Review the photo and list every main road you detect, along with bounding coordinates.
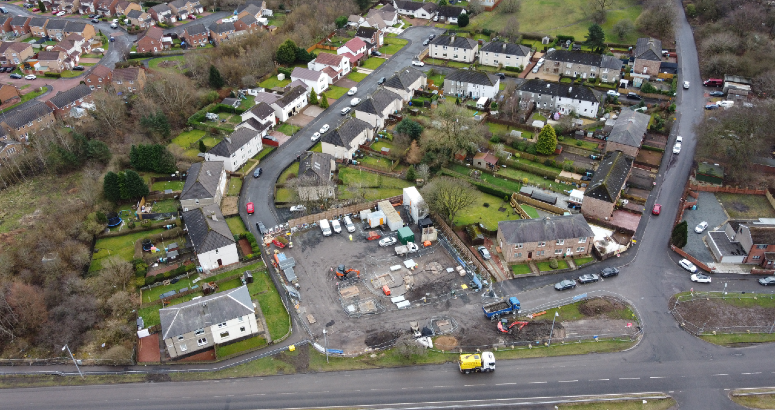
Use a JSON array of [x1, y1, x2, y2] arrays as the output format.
[[2, 3, 772, 409]]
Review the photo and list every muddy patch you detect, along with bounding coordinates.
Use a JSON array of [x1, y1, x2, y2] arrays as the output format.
[[145, 373, 171, 383], [365, 330, 400, 348], [672, 297, 775, 328], [278, 343, 309, 373]]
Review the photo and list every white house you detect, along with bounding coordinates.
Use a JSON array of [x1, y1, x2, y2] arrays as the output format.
[[270, 85, 308, 122], [307, 52, 350, 81], [290, 67, 329, 95], [394, 0, 437, 19], [180, 161, 227, 211], [518, 79, 600, 118], [429, 34, 478, 63], [354, 87, 403, 129], [365, 5, 398, 26], [239, 101, 276, 128], [479, 41, 533, 69], [435, 5, 465, 24], [382, 66, 427, 102], [160, 285, 261, 359], [337, 37, 367, 66], [182, 204, 239, 270], [443, 69, 500, 99], [204, 128, 263, 172], [321, 117, 374, 160]]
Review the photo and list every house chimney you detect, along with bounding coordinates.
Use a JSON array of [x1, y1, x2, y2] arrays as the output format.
[[502, 43, 506, 50], [225, 137, 231, 143], [450, 35, 455, 43], [568, 87, 573, 92], [206, 170, 212, 176]]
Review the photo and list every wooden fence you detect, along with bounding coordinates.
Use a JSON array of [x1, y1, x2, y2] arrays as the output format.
[[430, 214, 491, 280], [510, 193, 566, 215], [688, 184, 766, 195], [287, 195, 403, 228]]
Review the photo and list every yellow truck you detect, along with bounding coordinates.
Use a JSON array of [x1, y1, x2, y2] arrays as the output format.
[[458, 351, 495, 374]]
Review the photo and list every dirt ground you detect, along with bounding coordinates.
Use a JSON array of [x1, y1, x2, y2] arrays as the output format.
[[635, 149, 663, 169], [643, 133, 668, 149], [221, 196, 238, 216], [672, 297, 775, 329]]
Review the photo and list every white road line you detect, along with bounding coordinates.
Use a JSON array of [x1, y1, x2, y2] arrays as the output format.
[[742, 372, 762, 375], [433, 386, 447, 388], [496, 382, 517, 386], [650, 377, 665, 379], [713, 374, 729, 376], [620, 377, 641, 380], [559, 380, 578, 383], [597, 379, 610, 381], [529, 381, 548, 384]]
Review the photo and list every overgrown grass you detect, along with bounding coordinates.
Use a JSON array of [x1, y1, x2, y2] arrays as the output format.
[[141, 262, 265, 304], [511, 264, 532, 275], [228, 177, 242, 196], [326, 85, 350, 99], [215, 336, 268, 358], [276, 123, 300, 136], [259, 76, 291, 89], [557, 398, 677, 410], [338, 167, 410, 188], [361, 57, 385, 70], [226, 216, 248, 236], [247, 270, 290, 340], [731, 392, 775, 409], [347, 71, 368, 82], [498, 166, 567, 193], [448, 164, 522, 194], [278, 162, 300, 184], [453, 190, 520, 231], [151, 180, 184, 191], [90, 228, 167, 272], [536, 260, 570, 271], [148, 55, 187, 73], [715, 193, 775, 219]]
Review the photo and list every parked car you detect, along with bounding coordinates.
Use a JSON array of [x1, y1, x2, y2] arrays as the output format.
[[477, 246, 491, 260], [377, 77, 386, 85], [600, 267, 619, 278], [24, 74, 36, 80], [672, 142, 681, 154], [709, 91, 725, 97], [73, 65, 85, 71], [290, 205, 306, 212], [319, 124, 329, 133], [56, 10, 66, 16], [256, 221, 267, 235], [341, 107, 351, 115], [532, 65, 540, 73], [676, 136, 682, 143], [652, 203, 661, 215], [370, 50, 381, 56], [411, 60, 424, 67], [91, 18, 99, 23], [31, 7, 39, 11], [581, 175, 592, 181], [695, 221, 708, 233], [554, 279, 577, 291], [429, 34, 436, 40], [347, 87, 357, 96], [109, 36, 115, 42], [93, 48, 105, 53], [758, 276, 775, 286], [679, 258, 697, 273], [422, 39, 429, 46], [350, 97, 361, 106], [578, 273, 600, 284], [705, 104, 719, 110], [627, 92, 642, 100], [607, 90, 620, 97], [253, 167, 262, 178], [589, 154, 600, 160], [9, 73, 21, 79], [683, 81, 690, 89], [567, 202, 580, 210], [311, 132, 321, 142], [110, 23, 118, 28], [246, 202, 254, 214], [496, 73, 505, 79], [717, 100, 734, 109], [691, 273, 711, 283], [379, 237, 397, 247]]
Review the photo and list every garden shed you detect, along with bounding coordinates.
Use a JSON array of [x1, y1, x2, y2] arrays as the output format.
[[397, 227, 415, 245]]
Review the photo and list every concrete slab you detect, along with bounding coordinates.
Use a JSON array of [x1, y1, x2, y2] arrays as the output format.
[[301, 105, 324, 118], [610, 210, 641, 232], [681, 192, 729, 264], [286, 113, 315, 128]]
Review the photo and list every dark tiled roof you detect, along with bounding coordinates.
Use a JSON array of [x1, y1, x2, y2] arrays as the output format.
[[248, 102, 274, 121], [237, 117, 271, 133], [355, 98, 378, 115], [3, 101, 52, 129], [126, 9, 143, 19], [63, 21, 88, 32], [210, 22, 235, 34], [235, 0, 264, 13], [169, 0, 187, 8], [253, 91, 280, 105], [160, 285, 254, 340], [356, 26, 377, 39], [750, 226, 775, 245], [207, 128, 259, 157], [113, 67, 141, 81], [273, 85, 306, 108], [48, 84, 91, 109], [545, 50, 602, 66], [498, 214, 594, 244], [185, 23, 207, 35], [90, 64, 112, 78], [430, 34, 477, 50], [291, 67, 323, 82], [182, 204, 234, 254], [36, 50, 62, 61], [519, 79, 598, 103], [601, 55, 622, 70], [383, 66, 425, 92], [445, 69, 499, 87], [10, 16, 29, 26], [436, 5, 464, 18], [45, 19, 67, 30], [481, 41, 531, 57], [322, 117, 372, 148], [239, 14, 257, 25], [395, 0, 436, 12], [371, 87, 401, 113], [584, 150, 633, 203], [608, 110, 649, 148], [635, 37, 661, 61], [299, 151, 333, 182], [28, 17, 48, 27], [241, 3, 262, 16], [180, 161, 224, 201], [150, 4, 171, 12]]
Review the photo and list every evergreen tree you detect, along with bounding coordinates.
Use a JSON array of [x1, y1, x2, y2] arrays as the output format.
[[438, 0, 448, 5], [671, 221, 688, 248], [319, 92, 329, 108], [117, 171, 129, 200], [140, 111, 171, 139], [355, 0, 371, 11], [199, 139, 207, 152], [209, 65, 225, 89], [309, 89, 319, 105], [87, 140, 111, 163], [103, 171, 121, 203], [276, 39, 298, 65], [130, 144, 177, 173], [535, 124, 558, 155], [395, 118, 424, 139], [124, 170, 149, 199], [585, 24, 606, 53], [335, 16, 348, 28], [38, 0, 46, 12], [406, 165, 417, 182], [457, 13, 469, 27]]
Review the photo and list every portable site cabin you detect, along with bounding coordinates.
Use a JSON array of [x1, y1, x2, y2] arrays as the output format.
[[397, 226, 415, 245], [568, 189, 584, 204], [378, 200, 403, 231], [368, 210, 386, 228], [403, 187, 428, 224]]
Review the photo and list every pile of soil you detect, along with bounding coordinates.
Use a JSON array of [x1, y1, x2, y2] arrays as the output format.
[[510, 320, 564, 342], [673, 298, 775, 328], [579, 297, 626, 317], [435, 336, 458, 351], [145, 373, 171, 383], [364, 330, 399, 349]]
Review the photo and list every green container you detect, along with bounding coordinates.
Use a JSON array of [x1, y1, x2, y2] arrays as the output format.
[[397, 226, 414, 245]]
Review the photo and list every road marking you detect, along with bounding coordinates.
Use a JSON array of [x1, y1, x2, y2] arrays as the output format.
[[559, 380, 578, 383], [529, 381, 547, 384], [496, 382, 517, 386], [742, 372, 762, 375], [650, 377, 665, 379], [597, 378, 610, 381], [433, 386, 447, 388], [620, 377, 640, 380], [464, 384, 485, 387], [713, 374, 729, 376]]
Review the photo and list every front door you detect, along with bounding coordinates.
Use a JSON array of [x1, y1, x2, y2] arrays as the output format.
[[566, 247, 572, 256], [527, 251, 532, 259], [217, 259, 223, 266]]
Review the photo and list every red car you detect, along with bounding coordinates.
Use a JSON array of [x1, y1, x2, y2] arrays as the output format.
[[246, 202, 254, 214], [652, 203, 661, 215], [32, 8, 40, 11]]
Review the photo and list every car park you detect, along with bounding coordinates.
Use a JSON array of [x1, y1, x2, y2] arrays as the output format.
[[341, 107, 351, 115], [9, 73, 21, 79], [652, 203, 661, 215], [350, 98, 361, 106], [627, 92, 642, 100], [331, 219, 342, 234], [24, 74, 36, 80], [411, 60, 424, 67], [679, 259, 697, 273], [252, 167, 262, 178], [709, 91, 725, 97], [256, 221, 267, 235], [477, 246, 491, 260], [578, 273, 600, 284], [673, 141, 681, 154], [705, 104, 719, 110], [607, 90, 620, 97], [695, 221, 708, 233], [555, 279, 576, 291], [683, 81, 690, 89], [378, 237, 397, 247], [347, 87, 357, 96], [758, 276, 775, 286], [691, 274, 711, 283], [600, 267, 619, 278], [311, 132, 320, 142]]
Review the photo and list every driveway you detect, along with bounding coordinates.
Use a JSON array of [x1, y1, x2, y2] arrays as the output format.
[[680, 192, 728, 264]]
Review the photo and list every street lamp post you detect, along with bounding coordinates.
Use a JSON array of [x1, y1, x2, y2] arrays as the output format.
[[62, 344, 84, 379], [548, 311, 559, 346], [323, 329, 328, 363]]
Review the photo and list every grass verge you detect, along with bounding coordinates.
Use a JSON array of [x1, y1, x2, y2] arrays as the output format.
[[248, 270, 290, 340], [557, 398, 676, 409], [699, 333, 775, 346], [573, 256, 594, 266], [511, 264, 532, 275], [326, 85, 350, 99], [276, 123, 300, 136], [731, 391, 775, 409], [361, 57, 385, 70], [215, 336, 268, 358], [225, 216, 248, 236], [347, 71, 368, 82]]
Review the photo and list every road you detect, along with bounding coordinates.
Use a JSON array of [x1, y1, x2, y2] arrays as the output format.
[[1, 5, 772, 409]]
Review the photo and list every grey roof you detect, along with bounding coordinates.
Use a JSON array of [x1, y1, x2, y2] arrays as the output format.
[[28, 17, 48, 28], [498, 214, 594, 244], [298, 151, 333, 182], [207, 128, 259, 157], [607, 110, 649, 148], [273, 85, 306, 108], [253, 91, 280, 105], [2, 101, 52, 129], [210, 22, 235, 34], [356, 26, 377, 38], [221, 97, 240, 107], [45, 19, 67, 30], [64, 21, 88, 32], [185, 23, 207, 35], [430, 34, 477, 50], [370, 87, 401, 113], [395, 0, 436, 12], [545, 50, 603, 66], [238, 117, 271, 133], [159, 285, 253, 340], [248, 102, 275, 121], [383, 66, 426, 91], [182, 203, 235, 254], [169, 0, 187, 8], [635, 38, 661, 61], [150, 4, 171, 13], [241, 3, 263, 16], [36, 50, 62, 61], [180, 161, 224, 201], [750, 226, 775, 245], [126, 9, 143, 18], [47, 84, 91, 109], [436, 5, 464, 18], [445, 69, 499, 87], [584, 150, 633, 203], [322, 117, 372, 148], [291, 67, 323, 82], [481, 41, 530, 57], [235, 0, 264, 13], [600, 55, 622, 70], [519, 79, 598, 103], [355, 98, 378, 115], [239, 14, 257, 25], [10, 16, 29, 26]]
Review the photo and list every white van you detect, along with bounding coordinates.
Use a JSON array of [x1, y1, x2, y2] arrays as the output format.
[[320, 219, 332, 236], [331, 219, 342, 234], [343, 216, 355, 233]]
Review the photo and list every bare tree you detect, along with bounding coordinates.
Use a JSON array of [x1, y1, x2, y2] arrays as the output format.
[[421, 176, 478, 223], [587, 0, 614, 23], [499, 0, 521, 14], [468, 0, 484, 14], [636, 0, 677, 39], [90, 91, 127, 135], [612, 19, 634, 40], [421, 103, 486, 167], [753, 69, 775, 97], [106, 291, 137, 318], [500, 16, 520, 41], [416, 164, 431, 183], [99, 256, 135, 293]]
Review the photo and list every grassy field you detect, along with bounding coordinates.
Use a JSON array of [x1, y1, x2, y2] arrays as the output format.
[[453, 190, 520, 230], [357, 155, 395, 172], [521, 204, 540, 219], [149, 199, 178, 213], [276, 123, 300, 136], [448, 164, 522, 195], [278, 162, 300, 184], [276, 188, 293, 202], [256, 146, 275, 160], [731, 392, 775, 409], [90, 228, 167, 272], [715, 193, 775, 219], [426, 72, 445, 87], [248, 269, 290, 340], [326, 85, 350, 99], [226, 216, 248, 236], [362, 57, 385, 70], [148, 56, 187, 73], [347, 72, 368, 82], [311, 142, 322, 152], [498, 166, 567, 193], [337, 168, 412, 201], [60, 70, 83, 78], [574, 256, 594, 266], [151, 180, 184, 191], [259, 76, 291, 89], [312, 48, 337, 55], [228, 177, 242, 196], [215, 336, 267, 358], [370, 140, 394, 152], [536, 260, 570, 271], [511, 264, 532, 275], [486, 121, 535, 138], [379, 38, 408, 55]]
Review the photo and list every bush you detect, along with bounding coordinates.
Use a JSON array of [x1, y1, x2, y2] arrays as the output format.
[[556, 35, 575, 43], [277, 67, 292, 76], [671, 221, 688, 248], [549, 259, 559, 269], [490, 135, 501, 143], [44, 73, 61, 78], [144, 263, 196, 286]]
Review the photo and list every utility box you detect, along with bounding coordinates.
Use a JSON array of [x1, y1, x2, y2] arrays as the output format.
[[403, 187, 428, 224], [397, 226, 415, 244]]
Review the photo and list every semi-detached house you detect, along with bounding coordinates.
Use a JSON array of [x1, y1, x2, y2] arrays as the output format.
[[45, 83, 93, 119], [84, 64, 112, 90], [0, 42, 33, 65], [604, 109, 650, 158], [354, 87, 402, 130], [0, 100, 55, 140], [543, 50, 622, 83], [429, 34, 478, 63], [393, 0, 437, 19], [443, 69, 500, 100], [497, 214, 595, 263], [382, 66, 426, 102], [633, 37, 662, 77], [238, 101, 276, 130], [270, 85, 307, 122], [209, 22, 236, 44], [180, 161, 227, 211], [518, 79, 600, 118], [581, 150, 633, 220], [479, 41, 532, 69], [136, 27, 166, 53], [321, 117, 374, 160], [28, 17, 49, 38], [204, 128, 263, 172], [182, 204, 239, 270], [708, 219, 775, 266]]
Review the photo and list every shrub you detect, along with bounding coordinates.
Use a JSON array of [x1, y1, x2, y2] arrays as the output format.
[[490, 135, 501, 143], [549, 259, 559, 269]]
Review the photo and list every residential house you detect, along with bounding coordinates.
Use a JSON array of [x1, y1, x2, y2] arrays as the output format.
[[234, 15, 259, 34], [182, 23, 209, 47], [169, 0, 203, 19], [354, 87, 402, 130], [182, 204, 239, 270], [160, 285, 261, 359], [290, 67, 328, 95], [115, 0, 142, 16], [180, 161, 227, 211], [204, 128, 263, 172], [443, 69, 500, 99], [473, 152, 498, 170], [63, 21, 95, 40], [61, 0, 81, 14], [393, 0, 437, 19], [45, 84, 93, 119], [126, 10, 152, 29], [429, 34, 478, 63], [296, 151, 336, 200], [251, 91, 280, 106], [435, 5, 465, 24], [209, 22, 236, 44], [112, 66, 146, 93], [221, 97, 240, 108], [382, 66, 427, 101], [28, 17, 49, 38], [0, 101, 55, 140], [79, 0, 95, 14], [237, 3, 263, 20], [708, 219, 775, 266], [0, 84, 20, 105], [348, 14, 364, 28], [0, 16, 12, 35], [633, 37, 662, 76], [543, 50, 622, 83], [235, 0, 267, 16], [518, 79, 600, 118], [33, 50, 66, 73], [44, 19, 67, 40], [479, 41, 532, 69], [356, 26, 382, 48], [149, 4, 176, 23], [307, 52, 350, 81], [0, 42, 33, 66], [136, 27, 166, 53], [365, 4, 398, 26], [321, 117, 374, 160], [239, 101, 276, 128], [52, 37, 85, 68], [270, 85, 307, 122], [337, 37, 367, 66], [581, 150, 633, 220], [94, 0, 119, 17], [10, 16, 30, 36], [84, 64, 112, 89], [497, 214, 595, 263], [604, 110, 649, 158]]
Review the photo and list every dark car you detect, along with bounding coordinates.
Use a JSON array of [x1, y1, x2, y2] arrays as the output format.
[[370, 50, 381, 56], [589, 154, 600, 160], [377, 77, 386, 85], [496, 73, 505, 79], [72, 65, 85, 71], [759, 276, 775, 286], [627, 92, 642, 100], [705, 104, 719, 110], [109, 36, 115, 42], [256, 221, 267, 235], [709, 91, 725, 97], [600, 267, 619, 278], [578, 273, 600, 284], [253, 167, 262, 178], [567, 202, 580, 210], [554, 279, 576, 291], [429, 34, 436, 40], [9, 73, 21, 79], [141, 239, 153, 252], [581, 175, 592, 181]]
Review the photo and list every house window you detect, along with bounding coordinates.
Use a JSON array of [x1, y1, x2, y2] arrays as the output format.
[[220, 331, 229, 338], [179, 343, 187, 351], [178, 335, 184, 340], [556, 239, 564, 245], [538, 242, 546, 247], [579, 238, 587, 243], [757, 245, 767, 249], [238, 316, 244, 322], [577, 247, 585, 252], [516, 243, 523, 249], [515, 252, 522, 258], [537, 250, 544, 256], [554, 249, 562, 255], [240, 326, 246, 332], [752, 255, 761, 260], [195, 328, 204, 336], [197, 337, 207, 346]]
